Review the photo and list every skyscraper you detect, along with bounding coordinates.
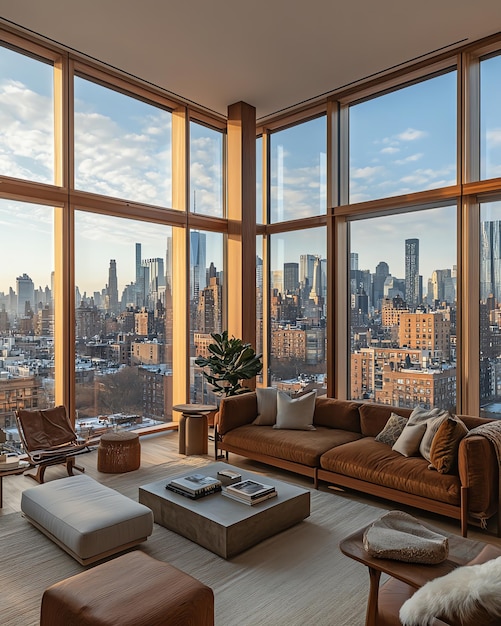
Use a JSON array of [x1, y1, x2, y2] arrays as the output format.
[[405, 238, 421, 310], [135, 242, 145, 306], [373, 261, 390, 311], [142, 257, 165, 307], [190, 231, 207, 300], [107, 259, 119, 313], [16, 273, 34, 317], [283, 262, 299, 293], [480, 220, 501, 303]]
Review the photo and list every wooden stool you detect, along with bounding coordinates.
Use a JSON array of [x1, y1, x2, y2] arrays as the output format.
[[40, 550, 214, 626], [97, 431, 140, 473]]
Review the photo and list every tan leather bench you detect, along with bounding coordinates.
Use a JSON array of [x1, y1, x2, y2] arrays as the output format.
[[40, 550, 215, 626]]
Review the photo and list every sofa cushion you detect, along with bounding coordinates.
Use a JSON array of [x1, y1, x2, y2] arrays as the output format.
[[320, 438, 460, 505], [359, 403, 413, 437], [429, 415, 468, 474], [273, 390, 317, 431], [253, 387, 278, 425], [375, 412, 408, 446], [313, 397, 361, 433], [222, 424, 363, 467]]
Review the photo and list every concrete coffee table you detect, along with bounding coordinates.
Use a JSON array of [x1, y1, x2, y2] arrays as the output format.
[[139, 462, 310, 558]]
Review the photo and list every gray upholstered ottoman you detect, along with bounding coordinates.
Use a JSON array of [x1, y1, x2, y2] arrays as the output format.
[[21, 474, 153, 565]]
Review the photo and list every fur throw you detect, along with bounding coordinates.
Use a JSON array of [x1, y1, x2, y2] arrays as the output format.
[[400, 556, 501, 626]]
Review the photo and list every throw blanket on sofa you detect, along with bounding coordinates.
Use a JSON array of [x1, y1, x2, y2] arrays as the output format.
[[465, 421, 501, 528]]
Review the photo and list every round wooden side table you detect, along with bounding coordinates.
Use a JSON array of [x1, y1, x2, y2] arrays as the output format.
[[97, 431, 141, 473], [172, 404, 217, 456]]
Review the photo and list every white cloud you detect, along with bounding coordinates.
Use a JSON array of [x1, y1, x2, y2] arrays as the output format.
[[486, 128, 501, 145], [380, 146, 399, 154], [0, 79, 53, 183], [351, 165, 384, 179], [397, 128, 426, 141], [394, 153, 424, 165]]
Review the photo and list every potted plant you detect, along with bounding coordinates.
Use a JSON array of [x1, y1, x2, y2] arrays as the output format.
[[195, 331, 263, 398]]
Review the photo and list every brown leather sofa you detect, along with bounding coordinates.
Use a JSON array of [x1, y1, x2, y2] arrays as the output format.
[[215, 393, 500, 537]]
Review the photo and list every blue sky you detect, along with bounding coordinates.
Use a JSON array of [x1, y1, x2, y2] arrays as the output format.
[[1, 45, 501, 297]]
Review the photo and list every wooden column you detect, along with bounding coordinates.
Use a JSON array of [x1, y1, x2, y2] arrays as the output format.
[[171, 107, 189, 410], [227, 102, 256, 350]]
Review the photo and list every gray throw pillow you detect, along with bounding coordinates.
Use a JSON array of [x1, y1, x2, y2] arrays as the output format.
[[273, 390, 317, 430], [253, 387, 278, 425], [375, 413, 408, 446]]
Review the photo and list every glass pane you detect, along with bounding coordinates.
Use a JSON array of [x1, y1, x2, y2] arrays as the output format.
[[190, 121, 223, 217], [349, 72, 457, 202], [256, 235, 264, 384], [0, 200, 55, 448], [74, 212, 174, 434], [270, 117, 327, 223], [257, 136, 263, 223], [349, 206, 457, 410], [74, 76, 172, 207], [480, 54, 501, 180], [190, 231, 224, 403], [269, 228, 327, 391], [0, 45, 54, 183], [480, 202, 501, 417]]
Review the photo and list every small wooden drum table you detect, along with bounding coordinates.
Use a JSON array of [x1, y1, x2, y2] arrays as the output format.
[[97, 431, 141, 473], [172, 404, 217, 456]]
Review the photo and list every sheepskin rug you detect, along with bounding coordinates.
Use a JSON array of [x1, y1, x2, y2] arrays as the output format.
[[399, 556, 501, 626]]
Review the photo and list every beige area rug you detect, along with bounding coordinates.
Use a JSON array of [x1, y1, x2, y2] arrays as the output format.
[[1, 458, 391, 626]]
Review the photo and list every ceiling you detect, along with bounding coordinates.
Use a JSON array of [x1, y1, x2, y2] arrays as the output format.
[[1, 1, 501, 121]]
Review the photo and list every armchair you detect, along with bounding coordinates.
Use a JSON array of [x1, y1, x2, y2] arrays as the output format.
[[16, 406, 91, 483]]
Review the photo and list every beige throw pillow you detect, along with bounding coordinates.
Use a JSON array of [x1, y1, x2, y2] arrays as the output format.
[[419, 413, 450, 461], [392, 420, 427, 457], [253, 387, 278, 425], [273, 390, 317, 430]]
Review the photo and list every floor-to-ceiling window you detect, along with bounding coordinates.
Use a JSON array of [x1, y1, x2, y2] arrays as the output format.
[[265, 116, 327, 393], [344, 67, 458, 410], [0, 43, 56, 446], [0, 28, 228, 445]]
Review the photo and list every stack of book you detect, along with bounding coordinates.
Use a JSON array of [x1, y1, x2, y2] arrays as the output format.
[[166, 473, 222, 499], [222, 479, 277, 505]]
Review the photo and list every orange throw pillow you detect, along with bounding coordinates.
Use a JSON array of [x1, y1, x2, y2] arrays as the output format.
[[429, 415, 468, 474]]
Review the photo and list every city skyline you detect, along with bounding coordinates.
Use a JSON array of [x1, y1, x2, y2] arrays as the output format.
[[3, 48, 501, 295]]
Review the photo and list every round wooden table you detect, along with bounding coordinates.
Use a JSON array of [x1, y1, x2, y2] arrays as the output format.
[[97, 430, 141, 473], [172, 404, 217, 456]]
